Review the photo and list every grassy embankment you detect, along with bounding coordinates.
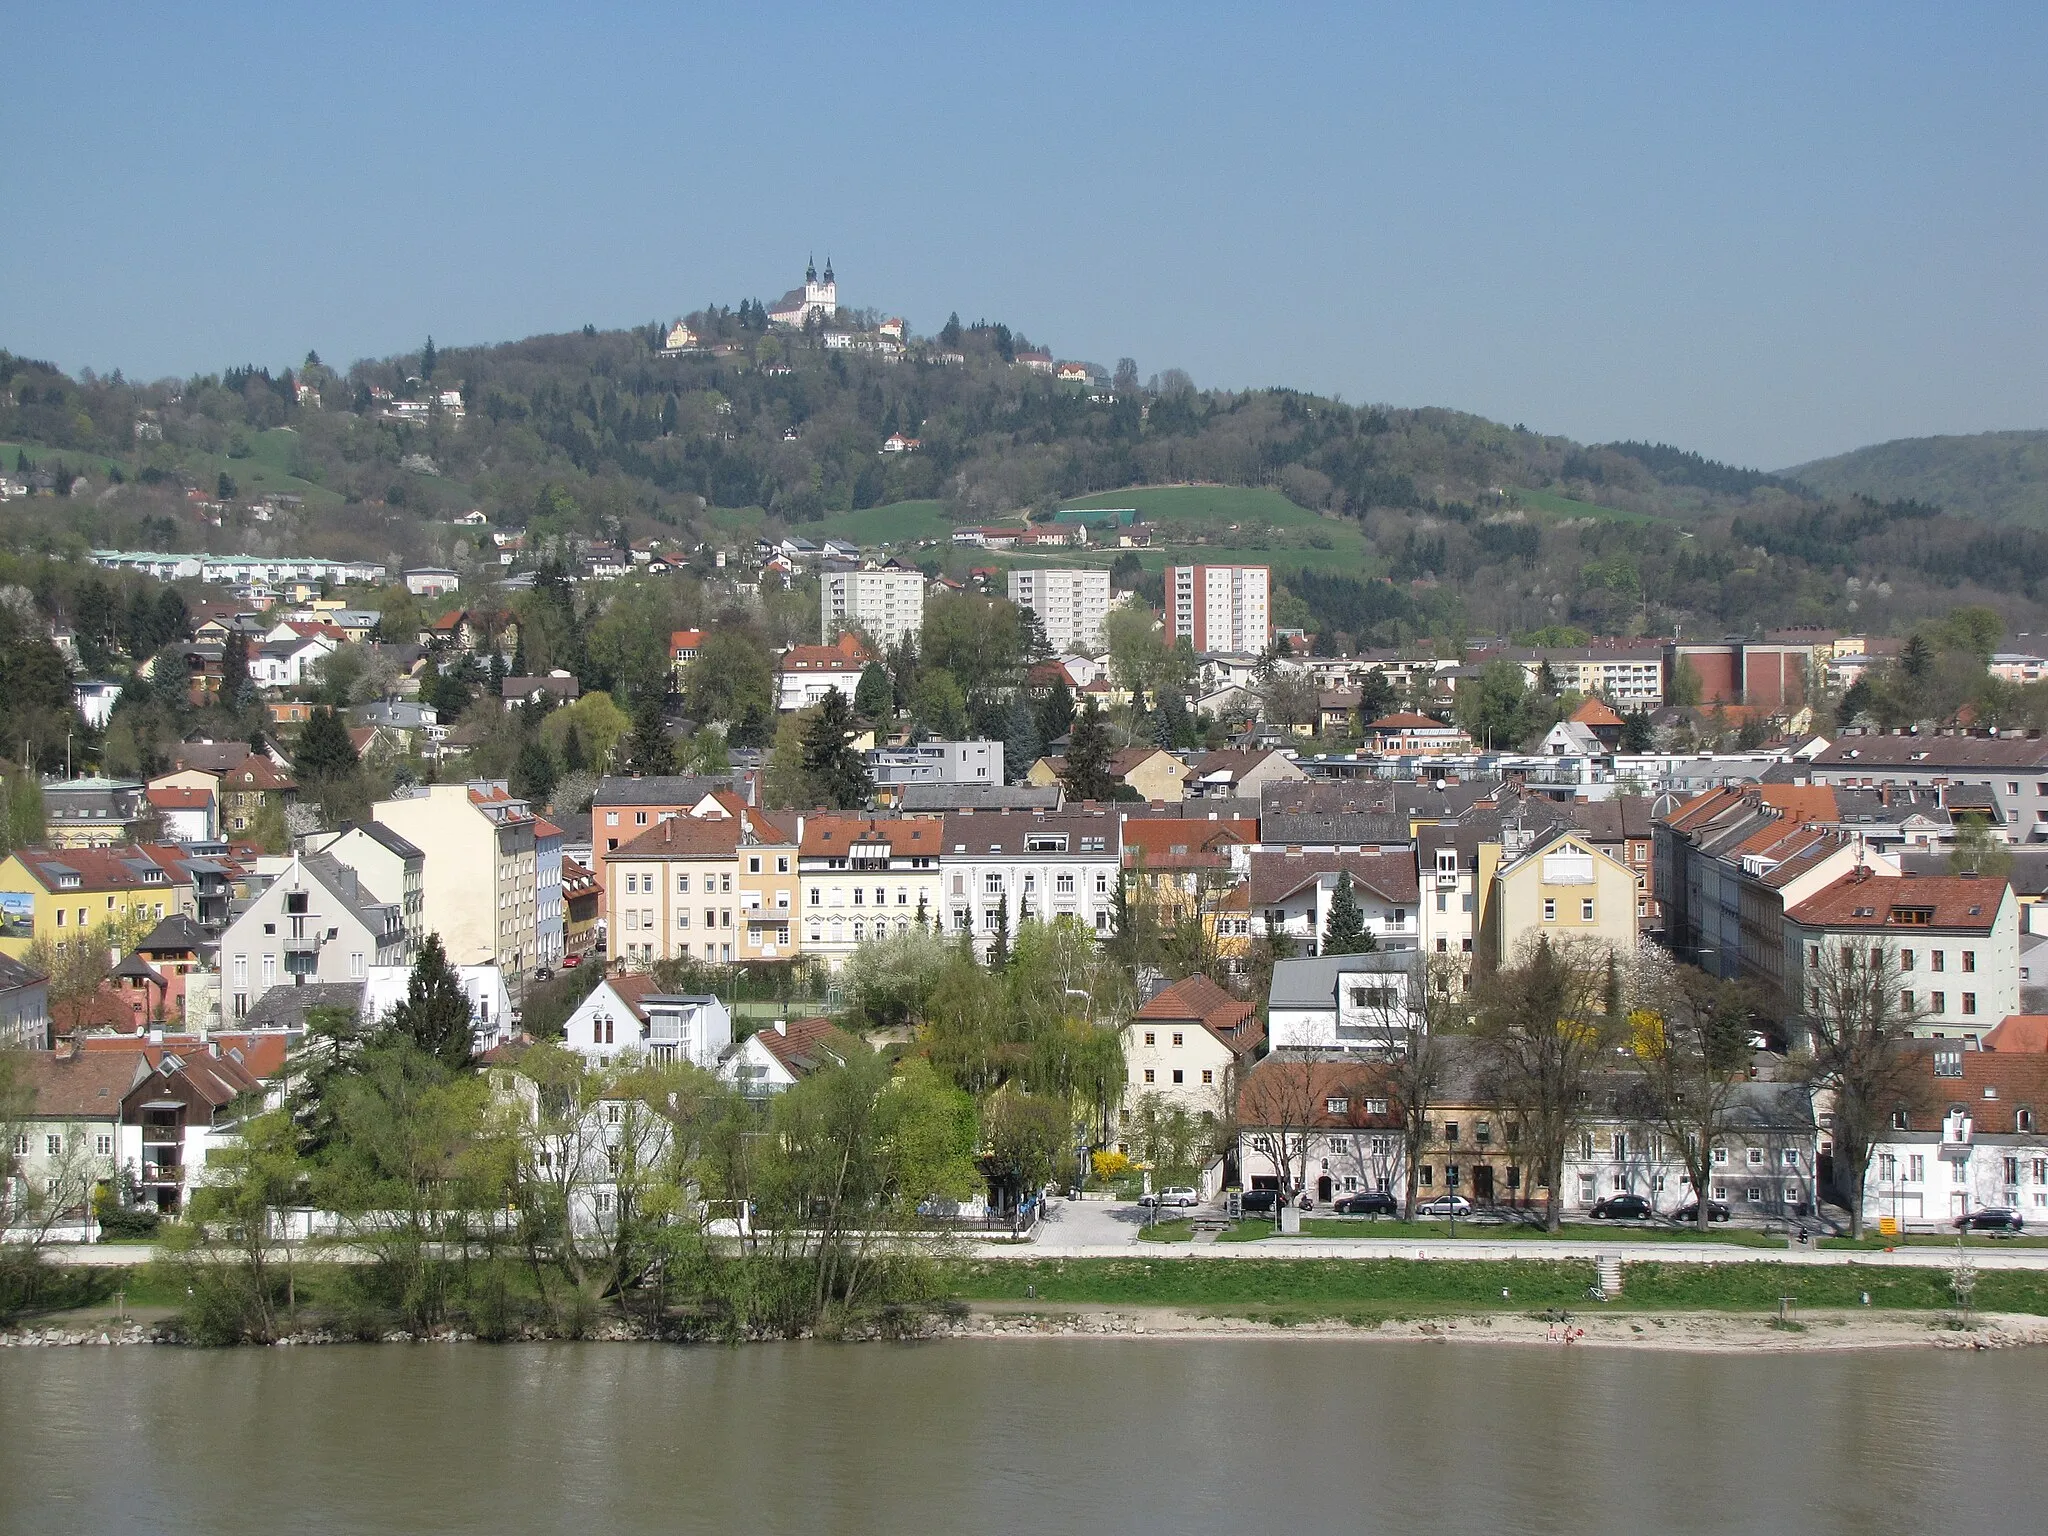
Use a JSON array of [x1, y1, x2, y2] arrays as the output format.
[[944, 1256, 2048, 1323]]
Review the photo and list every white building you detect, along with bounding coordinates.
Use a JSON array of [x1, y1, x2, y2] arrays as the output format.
[[868, 739, 1001, 788], [1783, 873, 2020, 1044], [303, 822, 426, 958], [1266, 951, 1420, 1052], [371, 782, 540, 985], [561, 975, 733, 1071], [718, 1015, 862, 1096], [1007, 567, 1113, 654], [799, 814, 947, 968], [821, 567, 924, 648], [937, 809, 1121, 957], [1863, 1046, 2048, 1230], [362, 962, 516, 1056], [1248, 852, 1422, 955], [768, 257, 838, 328], [1170, 564, 1271, 655], [219, 853, 407, 1022]]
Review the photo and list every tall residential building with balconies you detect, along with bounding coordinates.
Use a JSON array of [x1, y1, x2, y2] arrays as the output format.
[[821, 567, 924, 648], [1169, 564, 1271, 655], [1007, 567, 1112, 653]]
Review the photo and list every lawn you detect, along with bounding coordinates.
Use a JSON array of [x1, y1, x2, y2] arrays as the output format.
[[942, 1256, 2048, 1318], [0, 439, 126, 478], [1056, 485, 1373, 575], [1505, 485, 1659, 524]]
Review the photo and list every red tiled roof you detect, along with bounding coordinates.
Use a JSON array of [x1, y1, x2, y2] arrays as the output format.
[[1134, 974, 1264, 1054], [1367, 712, 1457, 730], [1903, 1048, 2048, 1134], [1569, 696, 1626, 728], [1788, 872, 2009, 930], [1984, 1015, 2048, 1053], [1247, 850, 1420, 906], [146, 787, 212, 809], [780, 634, 873, 673], [1120, 818, 1253, 869], [610, 816, 742, 860], [1236, 1056, 1403, 1129], [13, 1049, 149, 1117], [799, 814, 941, 857], [754, 1016, 863, 1076]]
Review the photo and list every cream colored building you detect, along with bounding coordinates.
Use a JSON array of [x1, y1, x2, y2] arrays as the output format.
[[1477, 826, 1640, 968], [604, 815, 743, 969], [372, 781, 539, 984], [799, 814, 946, 968], [735, 811, 802, 964]]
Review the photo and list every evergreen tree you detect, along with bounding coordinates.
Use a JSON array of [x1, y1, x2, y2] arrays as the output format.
[[1357, 668, 1395, 729], [510, 630, 528, 678], [513, 740, 559, 807], [421, 335, 438, 380], [628, 694, 672, 774], [800, 689, 872, 809], [1620, 709, 1656, 753], [1002, 694, 1042, 783], [1034, 675, 1076, 745], [1321, 871, 1375, 956], [221, 632, 250, 704], [387, 933, 473, 1068], [1060, 699, 1115, 802], [940, 312, 963, 349], [854, 662, 894, 720], [562, 721, 587, 773], [914, 891, 928, 929], [295, 707, 359, 781]]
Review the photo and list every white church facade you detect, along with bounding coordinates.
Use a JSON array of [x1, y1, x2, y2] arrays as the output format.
[[768, 257, 838, 328]]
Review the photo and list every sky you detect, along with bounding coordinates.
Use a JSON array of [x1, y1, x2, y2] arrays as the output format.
[[3, 2, 2043, 469]]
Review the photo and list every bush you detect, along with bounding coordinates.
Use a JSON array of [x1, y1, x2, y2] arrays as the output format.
[[1090, 1150, 1132, 1183], [93, 1193, 161, 1240]]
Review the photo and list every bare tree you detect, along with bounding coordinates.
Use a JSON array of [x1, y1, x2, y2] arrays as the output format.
[[1470, 936, 1619, 1231], [1800, 937, 1930, 1238], [1627, 949, 1752, 1231], [1236, 1055, 1325, 1207], [1365, 953, 1470, 1220]]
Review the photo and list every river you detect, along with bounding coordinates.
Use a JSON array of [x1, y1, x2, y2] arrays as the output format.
[[2, 1340, 2041, 1534]]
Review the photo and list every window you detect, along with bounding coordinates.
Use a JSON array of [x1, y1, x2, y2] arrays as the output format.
[[1963, 950, 1976, 973], [1144, 1031, 1155, 1045], [1443, 1121, 1460, 1144], [2020, 1109, 2036, 1134], [1931, 951, 1945, 973], [635, 811, 648, 826], [1364, 1098, 1388, 1115], [46, 1134, 62, 1156], [1543, 899, 1556, 921], [1171, 1032, 1184, 1047], [1932, 992, 1947, 1014], [1747, 1147, 1765, 1166], [1963, 993, 1977, 1016], [95, 1134, 112, 1157], [1781, 1149, 1799, 1167], [1907, 1155, 1925, 1181], [1201, 1069, 1214, 1085], [1418, 1166, 1433, 1187], [1326, 1097, 1349, 1115], [1712, 1146, 1729, 1165], [748, 856, 761, 874], [678, 874, 691, 893], [1878, 1153, 1896, 1181], [1143, 1069, 1155, 1084], [1171, 1069, 1184, 1085], [1901, 990, 1915, 1012], [605, 812, 618, 826], [2004, 1157, 2021, 1185], [1581, 899, 1594, 921]]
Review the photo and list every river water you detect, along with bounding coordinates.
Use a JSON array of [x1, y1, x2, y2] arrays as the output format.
[[2, 1340, 2042, 1534]]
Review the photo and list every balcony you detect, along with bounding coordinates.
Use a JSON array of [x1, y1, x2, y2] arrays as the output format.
[[282, 933, 322, 955], [140, 1160, 184, 1186]]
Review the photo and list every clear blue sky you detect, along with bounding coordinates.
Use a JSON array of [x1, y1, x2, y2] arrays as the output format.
[[4, 3, 2043, 469]]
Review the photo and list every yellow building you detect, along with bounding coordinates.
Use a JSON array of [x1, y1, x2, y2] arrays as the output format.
[[0, 846, 189, 961], [1476, 826, 1639, 969], [736, 810, 802, 963]]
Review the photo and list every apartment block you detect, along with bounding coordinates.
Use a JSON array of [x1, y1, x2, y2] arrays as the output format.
[[821, 567, 924, 648], [1169, 564, 1271, 655], [1007, 567, 1112, 653]]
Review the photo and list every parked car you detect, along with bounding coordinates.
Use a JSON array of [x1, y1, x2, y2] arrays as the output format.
[[1139, 1187, 1199, 1209], [1333, 1190, 1399, 1217], [1589, 1193, 1654, 1221], [1415, 1194, 1472, 1218], [1955, 1207, 2026, 1233], [532, 965, 554, 982], [1238, 1188, 1281, 1215], [1672, 1200, 1733, 1224], [562, 952, 582, 969]]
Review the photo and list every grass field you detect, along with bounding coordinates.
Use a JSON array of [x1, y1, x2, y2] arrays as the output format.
[[2, 430, 344, 509], [1506, 485, 1659, 524], [941, 1256, 2048, 1318], [0, 439, 125, 478]]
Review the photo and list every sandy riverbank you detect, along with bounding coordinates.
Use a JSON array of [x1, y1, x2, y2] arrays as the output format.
[[939, 1302, 2048, 1353]]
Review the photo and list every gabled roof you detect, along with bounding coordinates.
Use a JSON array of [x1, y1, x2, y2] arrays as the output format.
[[1120, 818, 1253, 869], [1983, 1015, 2048, 1053], [1247, 850, 1420, 906], [1367, 712, 1458, 730], [592, 774, 725, 808], [1133, 974, 1263, 1055], [13, 1049, 149, 1118], [5, 845, 182, 894], [1236, 1054, 1404, 1130], [751, 1015, 862, 1077], [1900, 1047, 2048, 1134], [801, 814, 943, 857], [1569, 696, 1626, 728], [610, 815, 743, 860]]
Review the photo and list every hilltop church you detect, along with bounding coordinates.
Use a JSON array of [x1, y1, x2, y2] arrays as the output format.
[[768, 257, 838, 328]]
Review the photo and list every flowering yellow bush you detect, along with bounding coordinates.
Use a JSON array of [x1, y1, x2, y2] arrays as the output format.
[[1091, 1150, 1132, 1183]]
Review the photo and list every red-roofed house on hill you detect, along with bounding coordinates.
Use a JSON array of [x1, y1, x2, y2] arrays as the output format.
[[1785, 872, 2020, 1044]]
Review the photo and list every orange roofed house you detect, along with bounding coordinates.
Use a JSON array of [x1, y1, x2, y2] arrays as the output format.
[[1118, 975, 1265, 1147]]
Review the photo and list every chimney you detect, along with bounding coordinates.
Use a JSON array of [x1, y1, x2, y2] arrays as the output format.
[[148, 1025, 164, 1045], [773, 1018, 788, 1036]]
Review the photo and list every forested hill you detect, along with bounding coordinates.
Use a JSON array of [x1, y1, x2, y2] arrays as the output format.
[[1784, 430, 2048, 527], [6, 312, 2048, 643]]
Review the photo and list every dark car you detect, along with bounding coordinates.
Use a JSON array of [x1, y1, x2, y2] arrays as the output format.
[[1672, 1200, 1733, 1224], [1955, 1207, 2026, 1233], [1334, 1190, 1399, 1217], [1238, 1189, 1282, 1215], [1589, 1193, 1655, 1221], [532, 966, 554, 983]]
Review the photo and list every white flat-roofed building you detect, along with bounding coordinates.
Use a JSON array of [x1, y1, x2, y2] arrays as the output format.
[[1007, 567, 1112, 653], [822, 567, 924, 648], [1170, 564, 1271, 655]]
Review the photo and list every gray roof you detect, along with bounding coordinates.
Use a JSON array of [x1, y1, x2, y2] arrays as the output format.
[[242, 982, 365, 1031], [1903, 845, 2048, 897], [1268, 951, 1417, 1009], [0, 952, 49, 991], [1260, 811, 1414, 848], [593, 774, 724, 807], [346, 820, 425, 860], [138, 914, 212, 954], [302, 853, 398, 931], [899, 783, 1063, 812]]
